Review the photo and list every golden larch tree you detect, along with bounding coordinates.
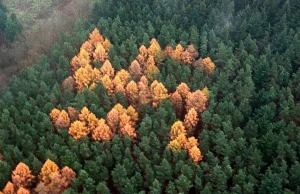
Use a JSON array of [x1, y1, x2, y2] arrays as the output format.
[[87, 112, 99, 131], [60, 166, 76, 189], [92, 119, 113, 141], [68, 121, 89, 140], [126, 80, 139, 106], [79, 107, 90, 122], [49, 108, 61, 124], [145, 55, 155, 68], [184, 137, 199, 150], [39, 159, 59, 184], [186, 90, 208, 113], [129, 60, 142, 81], [55, 110, 71, 129], [80, 41, 94, 56], [172, 44, 184, 61], [198, 57, 215, 75], [126, 106, 139, 124], [106, 108, 120, 133], [16, 187, 30, 194], [136, 54, 146, 67], [89, 28, 104, 47], [74, 67, 92, 91], [181, 50, 193, 65], [101, 75, 114, 95], [78, 49, 90, 61], [169, 121, 187, 140], [12, 162, 34, 188], [176, 83, 190, 100], [139, 45, 148, 58], [119, 113, 137, 139], [188, 146, 203, 164], [183, 108, 199, 132], [101, 60, 115, 78], [150, 80, 169, 107], [138, 77, 152, 105], [167, 139, 182, 152], [2, 181, 14, 194], [116, 69, 131, 86], [175, 134, 188, 149], [91, 68, 102, 83], [102, 39, 111, 51], [144, 64, 160, 81], [93, 44, 108, 63]]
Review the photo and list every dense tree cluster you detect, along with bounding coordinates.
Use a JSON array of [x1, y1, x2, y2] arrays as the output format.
[[0, 0, 300, 193], [0, 160, 75, 194]]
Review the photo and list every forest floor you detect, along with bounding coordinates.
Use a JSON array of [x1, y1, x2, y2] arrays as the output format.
[[0, 0, 92, 89]]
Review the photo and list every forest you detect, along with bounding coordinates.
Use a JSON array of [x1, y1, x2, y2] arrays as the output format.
[[0, 0, 300, 193]]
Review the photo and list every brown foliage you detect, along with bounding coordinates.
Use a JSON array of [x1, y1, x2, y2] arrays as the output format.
[[138, 77, 152, 105], [176, 83, 190, 100], [196, 57, 215, 75], [170, 91, 183, 117], [101, 60, 115, 78], [55, 110, 70, 129], [126, 81, 139, 106], [129, 60, 142, 81], [186, 90, 208, 113], [67, 107, 79, 122], [106, 108, 120, 133], [61, 76, 76, 92]]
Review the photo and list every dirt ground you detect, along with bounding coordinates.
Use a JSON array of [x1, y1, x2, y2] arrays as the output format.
[[0, 0, 92, 89]]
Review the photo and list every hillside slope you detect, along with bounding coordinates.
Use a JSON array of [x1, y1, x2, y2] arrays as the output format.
[[0, 0, 92, 89]]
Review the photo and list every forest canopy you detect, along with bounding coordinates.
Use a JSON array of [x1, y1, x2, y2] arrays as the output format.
[[0, 0, 300, 193]]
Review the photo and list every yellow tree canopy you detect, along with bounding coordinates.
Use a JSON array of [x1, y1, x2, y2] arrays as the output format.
[[150, 80, 169, 107], [169, 121, 187, 140], [39, 159, 59, 184]]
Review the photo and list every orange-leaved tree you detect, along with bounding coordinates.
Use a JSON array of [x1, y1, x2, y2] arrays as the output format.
[[12, 162, 34, 188], [68, 121, 89, 140], [126, 80, 139, 106], [188, 146, 203, 164], [183, 108, 199, 132], [92, 119, 113, 141], [39, 159, 59, 184], [186, 90, 208, 113]]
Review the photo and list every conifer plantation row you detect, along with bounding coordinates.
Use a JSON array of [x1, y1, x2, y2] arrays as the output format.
[[1, 0, 300, 193]]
